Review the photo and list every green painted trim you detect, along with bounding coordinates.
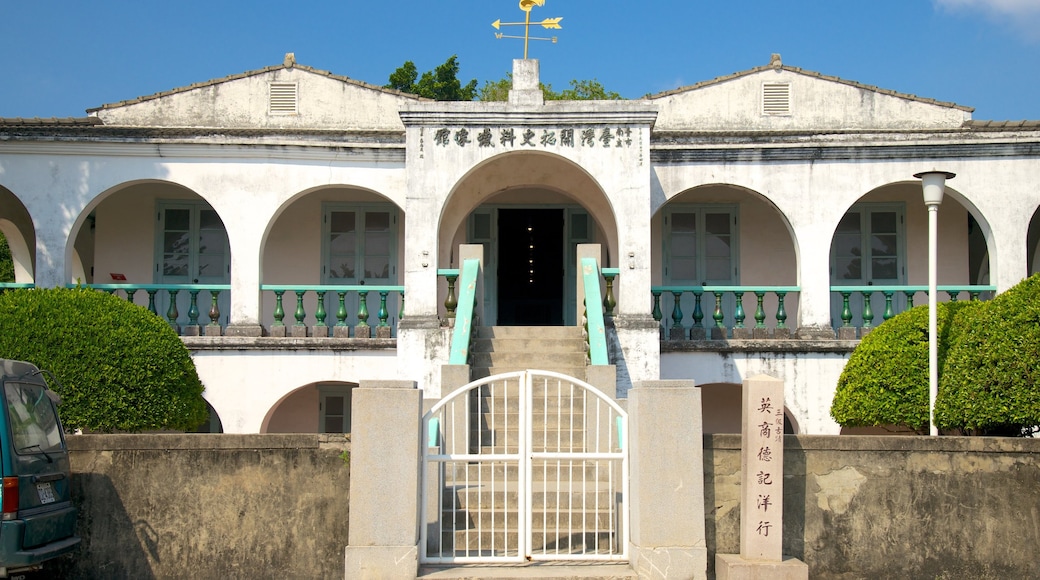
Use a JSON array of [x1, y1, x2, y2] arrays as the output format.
[[260, 285, 404, 293], [616, 416, 624, 451], [601, 268, 620, 276], [436, 269, 460, 277], [427, 417, 440, 448], [581, 258, 609, 366], [829, 285, 996, 294], [653, 285, 800, 293], [0, 283, 35, 289], [73, 283, 232, 291], [449, 259, 480, 365]]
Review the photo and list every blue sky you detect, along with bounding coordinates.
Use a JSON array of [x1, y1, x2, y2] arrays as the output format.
[[2, 0, 1038, 120]]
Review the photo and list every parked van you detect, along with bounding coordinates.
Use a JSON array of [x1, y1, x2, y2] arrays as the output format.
[[0, 360, 79, 576]]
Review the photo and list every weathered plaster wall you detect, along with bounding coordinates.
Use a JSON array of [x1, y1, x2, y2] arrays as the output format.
[[705, 435, 1040, 580], [45, 434, 350, 580]]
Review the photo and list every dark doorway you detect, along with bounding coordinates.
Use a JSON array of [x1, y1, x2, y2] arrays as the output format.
[[497, 209, 564, 325]]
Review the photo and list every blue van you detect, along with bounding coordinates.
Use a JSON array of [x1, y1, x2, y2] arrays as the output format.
[[0, 360, 79, 576]]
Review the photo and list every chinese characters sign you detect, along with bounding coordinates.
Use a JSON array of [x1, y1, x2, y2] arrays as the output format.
[[740, 377, 786, 561], [418, 126, 636, 159]]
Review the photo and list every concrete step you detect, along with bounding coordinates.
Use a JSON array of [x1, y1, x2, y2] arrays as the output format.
[[443, 462, 614, 481], [472, 337, 588, 353], [440, 507, 618, 530], [418, 563, 637, 580], [475, 326, 585, 340], [472, 352, 587, 368], [472, 367, 588, 381], [444, 530, 617, 553]]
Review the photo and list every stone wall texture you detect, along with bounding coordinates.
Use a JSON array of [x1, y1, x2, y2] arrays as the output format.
[[34, 433, 1040, 579], [42, 434, 350, 580], [706, 434, 1040, 580]]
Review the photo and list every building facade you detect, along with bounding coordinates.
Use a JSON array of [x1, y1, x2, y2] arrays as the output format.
[[1, 53, 1038, 434]]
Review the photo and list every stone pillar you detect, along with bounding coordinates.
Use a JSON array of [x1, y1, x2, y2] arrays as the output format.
[[716, 374, 808, 580], [457, 244, 484, 326], [628, 380, 707, 580], [509, 59, 544, 106], [344, 380, 421, 580]]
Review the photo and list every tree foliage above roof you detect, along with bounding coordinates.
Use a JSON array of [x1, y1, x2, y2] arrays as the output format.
[[385, 55, 478, 101], [478, 74, 622, 101]]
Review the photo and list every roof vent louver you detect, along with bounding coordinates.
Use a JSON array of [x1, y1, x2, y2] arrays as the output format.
[[269, 83, 298, 115], [762, 82, 791, 116]]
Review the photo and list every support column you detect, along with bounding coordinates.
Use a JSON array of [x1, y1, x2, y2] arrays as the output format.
[[794, 226, 836, 339], [344, 380, 422, 580], [628, 380, 707, 580]]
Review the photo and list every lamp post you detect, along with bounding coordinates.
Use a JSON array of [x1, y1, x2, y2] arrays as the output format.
[[915, 170, 955, 436]]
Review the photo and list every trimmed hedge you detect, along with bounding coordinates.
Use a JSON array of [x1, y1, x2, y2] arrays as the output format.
[[0, 287, 207, 432], [937, 274, 1040, 433], [831, 301, 977, 432]]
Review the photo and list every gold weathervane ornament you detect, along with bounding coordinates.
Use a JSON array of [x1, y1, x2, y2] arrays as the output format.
[[492, 0, 562, 60]]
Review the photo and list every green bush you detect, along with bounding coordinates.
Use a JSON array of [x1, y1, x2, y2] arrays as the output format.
[[0, 287, 208, 432], [831, 300, 977, 432], [937, 274, 1040, 434]]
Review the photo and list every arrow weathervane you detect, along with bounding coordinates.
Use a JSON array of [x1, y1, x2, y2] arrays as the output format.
[[492, 0, 562, 60]]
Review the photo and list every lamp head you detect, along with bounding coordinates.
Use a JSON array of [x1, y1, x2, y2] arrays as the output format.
[[914, 170, 956, 206]]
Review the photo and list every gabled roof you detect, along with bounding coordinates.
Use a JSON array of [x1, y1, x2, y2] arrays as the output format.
[[648, 54, 973, 113], [85, 53, 426, 114]]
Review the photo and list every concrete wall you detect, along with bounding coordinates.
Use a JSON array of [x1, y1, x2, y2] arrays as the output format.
[[705, 434, 1040, 580], [48, 434, 1040, 579], [45, 434, 350, 580]]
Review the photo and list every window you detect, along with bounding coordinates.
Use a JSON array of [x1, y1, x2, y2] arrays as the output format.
[[156, 202, 230, 285], [318, 385, 353, 434], [831, 204, 905, 285], [663, 206, 738, 285], [322, 204, 397, 284]]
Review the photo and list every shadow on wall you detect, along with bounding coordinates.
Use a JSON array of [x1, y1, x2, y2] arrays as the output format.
[[39, 472, 156, 579]]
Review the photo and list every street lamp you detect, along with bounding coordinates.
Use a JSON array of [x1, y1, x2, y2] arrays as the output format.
[[915, 170, 955, 436]]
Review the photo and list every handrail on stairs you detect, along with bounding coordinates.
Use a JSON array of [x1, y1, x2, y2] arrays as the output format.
[[581, 257, 609, 366], [448, 258, 480, 365]]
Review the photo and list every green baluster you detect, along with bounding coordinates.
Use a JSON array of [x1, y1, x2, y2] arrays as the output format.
[[603, 272, 617, 317], [671, 291, 684, 332], [713, 291, 725, 329], [272, 290, 286, 327], [293, 291, 307, 328], [166, 289, 180, 327], [398, 291, 405, 320], [883, 291, 895, 321], [946, 290, 959, 302], [754, 291, 766, 329], [775, 292, 788, 329], [861, 291, 874, 328], [651, 290, 663, 323], [126, 288, 137, 305], [188, 290, 201, 326], [335, 292, 349, 327], [314, 291, 328, 330], [734, 292, 746, 329], [378, 291, 390, 327], [841, 292, 852, 327], [208, 290, 221, 326], [905, 291, 916, 309], [970, 291, 981, 301], [147, 290, 158, 315], [444, 274, 458, 320], [357, 291, 370, 328], [692, 291, 704, 328]]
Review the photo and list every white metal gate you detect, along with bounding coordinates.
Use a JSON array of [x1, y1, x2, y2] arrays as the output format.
[[420, 370, 628, 564]]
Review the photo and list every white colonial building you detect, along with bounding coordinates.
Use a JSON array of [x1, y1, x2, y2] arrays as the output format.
[[2, 53, 1038, 435]]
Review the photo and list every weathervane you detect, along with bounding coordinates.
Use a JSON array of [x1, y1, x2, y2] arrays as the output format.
[[492, 0, 562, 60]]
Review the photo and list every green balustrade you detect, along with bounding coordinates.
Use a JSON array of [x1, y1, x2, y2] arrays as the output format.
[[831, 285, 996, 331], [70, 284, 230, 335], [259, 285, 405, 337], [652, 286, 801, 340]]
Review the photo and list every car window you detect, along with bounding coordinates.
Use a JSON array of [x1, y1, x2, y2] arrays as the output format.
[[4, 382, 64, 454]]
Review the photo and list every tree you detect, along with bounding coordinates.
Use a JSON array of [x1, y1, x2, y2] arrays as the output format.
[[937, 274, 1040, 435], [385, 55, 477, 101], [478, 74, 623, 101], [830, 301, 975, 433], [0, 287, 208, 432]]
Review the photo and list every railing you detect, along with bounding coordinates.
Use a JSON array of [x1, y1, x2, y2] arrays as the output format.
[[71, 283, 231, 334], [0, 283, 34, 291], [831, 285, 996, 329], [448, 259, 480, 365], [260, 285, 404, 338], [652, 286, 800, 340], [580, 258, 609, 365]]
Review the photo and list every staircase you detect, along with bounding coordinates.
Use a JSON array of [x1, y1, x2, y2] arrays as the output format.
[[421, 327, 630, 579], [470, 326, 589, 380]]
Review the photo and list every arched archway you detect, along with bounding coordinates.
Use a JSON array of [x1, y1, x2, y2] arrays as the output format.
[[699, 382, 797, 434], [261, 381, 358, 434], [827, 181, 993, 329], [1027, 205, 1040, 275], [0, 185, 36, 283], [439, 151, 617, 326]]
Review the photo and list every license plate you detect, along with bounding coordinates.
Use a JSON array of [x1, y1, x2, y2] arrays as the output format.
[[36, 482, 55, 504]]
